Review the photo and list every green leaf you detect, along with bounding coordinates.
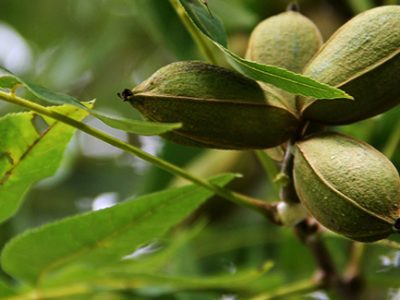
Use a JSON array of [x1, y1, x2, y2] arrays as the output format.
[[0, 104, 90, 223], [106, 221, 206, 274], [175, 0, 353, 100], [206, 0, 258, 30], [91, 111, 182, 136], [220, 49, 352, 100], [179, 0, 227, 46], [0, 67, 181, 136], [0, 66, 86, 109], [24, 82, 88, 108], [1, 174, 235, 285], [43, 222, 208, 288]]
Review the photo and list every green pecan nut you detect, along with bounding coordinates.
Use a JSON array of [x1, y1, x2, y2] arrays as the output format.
[[299, 6, 400, 124], [293, 132, 400, 242], [123, 61, 299, 150], [246, 9, 322, 73]]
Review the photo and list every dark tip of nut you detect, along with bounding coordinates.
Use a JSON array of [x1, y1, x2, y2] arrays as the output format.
[[394, 218, 400, 231], [117, 89, 134, 101], [287, 2, 300, 12]]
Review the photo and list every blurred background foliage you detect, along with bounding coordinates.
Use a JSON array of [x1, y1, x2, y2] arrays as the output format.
[[0, 0, 399, 299]]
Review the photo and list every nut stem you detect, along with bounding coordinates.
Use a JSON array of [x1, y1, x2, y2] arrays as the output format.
[[287, 2, 300, 12]]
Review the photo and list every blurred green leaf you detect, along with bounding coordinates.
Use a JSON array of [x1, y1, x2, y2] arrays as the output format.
[[1, 261, 273, 299], [0, 75, 20, 90], [1, 174, 235, 284], [0, 104, 90, 223], [174, 0, 353, 100], [207, 0, 258, 31], [348, 0, 374, 13], [383, 119, 400, 160], [133, 0, 196, 60], [96, 262, 273, 292], [48, 261, 274, 295], [0, 279, 15, 297]]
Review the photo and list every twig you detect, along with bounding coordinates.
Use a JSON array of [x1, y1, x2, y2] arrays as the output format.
[[278, 140, 299, 204], [343, 242, 365, 297], [294, 221, 364, 300], [295, 221, 338, 285], [0, 90, 280, 223]]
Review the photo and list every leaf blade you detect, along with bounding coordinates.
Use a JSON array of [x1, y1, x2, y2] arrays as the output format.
[[0, 66, 86, 108], [179, 0, 227, 46], [0, 279, 15, 297], [0, 104, 90, 223], [91, 110, 182, 135], [220, 47, 353, 99], [1, 174, 235, 285]]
